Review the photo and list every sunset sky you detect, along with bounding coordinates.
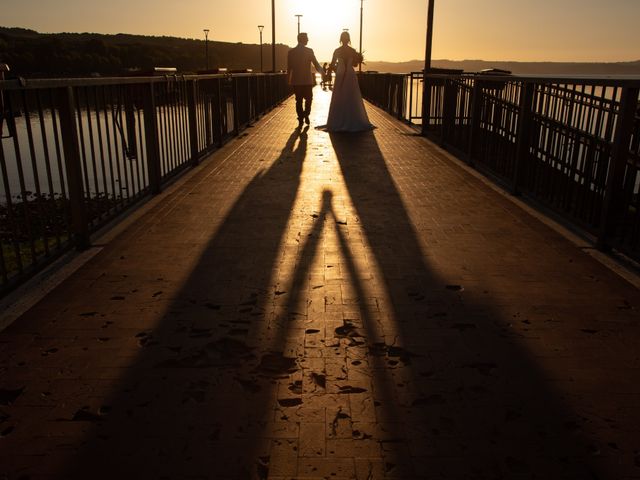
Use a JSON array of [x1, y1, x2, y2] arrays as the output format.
[[3, 0, 639, 64]]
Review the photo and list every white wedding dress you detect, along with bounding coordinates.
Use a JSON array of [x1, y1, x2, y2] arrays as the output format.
[[325, 48, 374, 132]]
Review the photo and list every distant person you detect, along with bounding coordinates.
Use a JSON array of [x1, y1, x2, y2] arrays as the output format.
[[324, 64, 334, 90], [320, 31, 373, 132], [321, 62, 328, 88], [287, 32, 324, 128]]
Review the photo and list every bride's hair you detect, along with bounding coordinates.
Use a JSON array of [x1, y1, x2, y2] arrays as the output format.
[[339, 31, 351, 45]]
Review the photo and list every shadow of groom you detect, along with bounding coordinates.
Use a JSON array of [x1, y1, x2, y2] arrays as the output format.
[[59, 126, 311, 479]]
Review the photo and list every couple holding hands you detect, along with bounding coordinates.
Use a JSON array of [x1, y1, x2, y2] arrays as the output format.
[[287, 31, 374, 132]]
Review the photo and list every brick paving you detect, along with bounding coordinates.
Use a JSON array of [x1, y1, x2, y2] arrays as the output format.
[[0, 88, 639, 479]]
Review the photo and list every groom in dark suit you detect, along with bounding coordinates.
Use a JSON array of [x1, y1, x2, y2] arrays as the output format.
[[287, 32, 324, 127]]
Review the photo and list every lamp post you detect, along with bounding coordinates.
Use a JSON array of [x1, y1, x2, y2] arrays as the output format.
[[422, 0, 435, 135], [424, 0, 434, 70], [359, 0, 363, 72], [271, 0, 276, 72], [203, 28, 210, 70], [295, 14, 303, 35], [258, 25, 264, 72]]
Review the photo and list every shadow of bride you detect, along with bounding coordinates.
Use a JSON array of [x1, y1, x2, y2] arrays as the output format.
[[328, 129, 610, 478]]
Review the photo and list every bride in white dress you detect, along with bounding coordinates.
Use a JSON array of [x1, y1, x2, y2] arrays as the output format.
[[324, 31, 374, 132]]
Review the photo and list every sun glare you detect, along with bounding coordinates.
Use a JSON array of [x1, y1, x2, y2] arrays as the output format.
[[284, 0, 361, 61]]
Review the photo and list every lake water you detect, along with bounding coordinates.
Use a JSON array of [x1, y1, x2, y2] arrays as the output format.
[[0, 106, 191, 204]]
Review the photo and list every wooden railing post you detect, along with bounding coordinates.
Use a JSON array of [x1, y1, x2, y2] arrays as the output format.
[[466, 79, 484, 166], [597, 86, 640, 250], [142, 83, 162, 194], [512, 81, 535, 195], [186, 79, 199, 165], [57, 86, 89, 250]]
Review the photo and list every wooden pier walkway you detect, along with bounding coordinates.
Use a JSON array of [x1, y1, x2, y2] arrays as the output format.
[[1, 88, 639, 479]]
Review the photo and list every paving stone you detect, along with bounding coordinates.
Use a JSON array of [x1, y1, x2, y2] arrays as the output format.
[[0, 87, 638, 478]]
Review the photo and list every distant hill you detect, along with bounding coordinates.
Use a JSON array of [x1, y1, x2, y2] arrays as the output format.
[[2, 27, 639, 78], [365, 59, 640, 76], [0, 27, 291, 77]]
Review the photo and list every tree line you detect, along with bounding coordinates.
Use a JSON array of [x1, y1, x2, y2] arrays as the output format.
[[0, 27, 291, 77]]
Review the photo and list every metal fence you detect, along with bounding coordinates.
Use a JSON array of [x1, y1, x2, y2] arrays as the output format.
[[360, 71, 640, 262], [0, 73, 290, 294], [358, 73, 408, 121]]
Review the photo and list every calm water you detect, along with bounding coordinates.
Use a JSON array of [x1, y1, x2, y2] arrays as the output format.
[[1, 108, 173, 203]]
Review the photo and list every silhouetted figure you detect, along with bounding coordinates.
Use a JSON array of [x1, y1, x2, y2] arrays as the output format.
[[287, 32, 324, 128], [322, 31, 373, 132], [325, 65, 334, 90], [321, 62, 328, 88]]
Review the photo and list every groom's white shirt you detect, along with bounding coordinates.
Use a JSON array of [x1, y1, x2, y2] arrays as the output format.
[[287, 43, 323, 86]]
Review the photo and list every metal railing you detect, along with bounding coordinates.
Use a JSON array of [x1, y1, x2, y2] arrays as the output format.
[[0, 73, 290, 294], [358, 72, 408, 121], [360, 71, 640, 262]]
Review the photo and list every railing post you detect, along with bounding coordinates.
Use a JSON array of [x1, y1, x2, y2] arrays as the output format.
[[441, 78, 457, 146], [57, 86, 90, 250], [410, 74, 415, 121], [248, 76, 254, 123], [466, 79, 484, 166], [250, 76, 257, 122], [124, 89, 138, 159], [255, 76, 261, 115], [204, 89, 213, 148], [597, 86, 640, 250], [421, 74, 432, 136], [142, 83, 162, 194], [186, 79, 199, 166], [214, 78, 224, 147], [512, 81, 535, 195], [396, 77, 404, 120], [232, 76, 240, 135]]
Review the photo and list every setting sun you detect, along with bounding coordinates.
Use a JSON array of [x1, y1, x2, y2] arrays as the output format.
[[281, 0, 362, 61]]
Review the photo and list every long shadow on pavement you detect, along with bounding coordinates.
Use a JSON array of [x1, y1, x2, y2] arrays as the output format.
[[2, 114, 636, 479], [328, 130, 617, 479], [55, 126, 311, 478]]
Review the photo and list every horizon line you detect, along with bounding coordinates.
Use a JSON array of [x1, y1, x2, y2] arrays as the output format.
[[2, 25, 638, 65]]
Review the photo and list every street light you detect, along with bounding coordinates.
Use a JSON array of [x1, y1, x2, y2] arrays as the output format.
[[422, 0, 435, 135], [424, 0, 435, 70], [203, 28, 210, 70], [271, 0, 276, 72], [258, 25, 265, 72], [359, 0, 364, 72], [295, 14, 303, 35]]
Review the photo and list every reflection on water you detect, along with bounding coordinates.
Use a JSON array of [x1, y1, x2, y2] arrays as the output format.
[[1, 107, 154, 203]]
